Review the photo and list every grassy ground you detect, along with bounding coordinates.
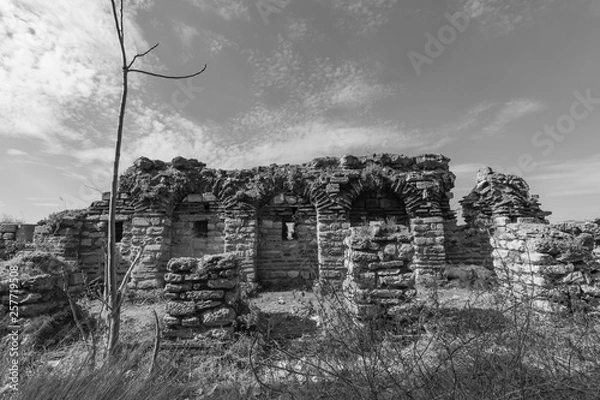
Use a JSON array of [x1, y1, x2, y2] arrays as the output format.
[[4, 286, 600, 400]]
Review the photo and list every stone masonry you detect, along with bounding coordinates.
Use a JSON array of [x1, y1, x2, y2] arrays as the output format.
[[342, 224, 416, 320], [162, 253, 240, 339], [34, 154, 456, 291], [491, 220, 600, 313]]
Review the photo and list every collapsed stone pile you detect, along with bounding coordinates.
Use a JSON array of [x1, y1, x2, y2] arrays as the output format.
[[0, 252, 73, 319], [163, 253, 241, 339], [461, 167, 551, 226], [342, 224, 416, 319], [552, 220, 600, 262], [492, 221, 600, 313]]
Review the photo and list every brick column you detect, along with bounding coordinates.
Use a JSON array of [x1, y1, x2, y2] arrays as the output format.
[[223, 207, 258, 288], [410, 216, 446, 291], [128, 213, 172, 289], [316, 206, 351, 283]]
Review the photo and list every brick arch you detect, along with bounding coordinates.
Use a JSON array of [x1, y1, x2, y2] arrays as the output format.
[[332, 169, 422, 219]]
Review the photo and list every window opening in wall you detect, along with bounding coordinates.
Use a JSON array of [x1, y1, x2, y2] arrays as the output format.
[[204, 203, 210, 211], [115, 221, 123, 243], [281, 215, 297, 241], [193, 220, 209, 238]]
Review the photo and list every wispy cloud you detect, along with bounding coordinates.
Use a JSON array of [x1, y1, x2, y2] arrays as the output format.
[[323, 0, 399, 36], [6, 148, 28, 156], [529, 154, 600, 196], [173, 20, 199, 48], [33, 202, 60, 207], [0, 0, 150, 149], [479, 98, 546, 137], [183, 0, 250, 21], [457, 0, 555, 35]]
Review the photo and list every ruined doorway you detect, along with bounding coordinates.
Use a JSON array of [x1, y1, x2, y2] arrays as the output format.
[[256, 194, 318, 289]]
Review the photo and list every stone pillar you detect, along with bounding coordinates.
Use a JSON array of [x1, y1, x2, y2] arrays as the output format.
[[0, 223, 19, 259], [128, 213, 172, 290], [410, 216, 446, 291], [163, 253, 240, 339], [342, 224, 416, 320], [316, 205, 351, 283], [223, 207, 258, 288]]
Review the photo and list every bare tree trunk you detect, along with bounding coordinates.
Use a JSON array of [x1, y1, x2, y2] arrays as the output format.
[[105, 0, 206, 357], [106, 68, 128, 356]]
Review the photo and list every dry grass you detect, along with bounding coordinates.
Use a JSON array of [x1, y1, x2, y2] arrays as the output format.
[[5, 283, 600, 400]]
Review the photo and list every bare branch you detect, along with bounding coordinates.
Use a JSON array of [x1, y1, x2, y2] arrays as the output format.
[[110, 0, 127, 65], [109, 0, 122, 40], [129, 64, 207, 80], [148, 309, 161, 376], [127, 42, 159, 69], [116, 244, 146, 308], [119, 0, 124, 42]]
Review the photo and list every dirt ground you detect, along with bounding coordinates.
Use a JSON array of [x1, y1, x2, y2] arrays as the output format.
[[80, 286, 499, 342]]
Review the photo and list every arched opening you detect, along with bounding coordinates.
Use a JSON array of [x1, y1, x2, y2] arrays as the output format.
[[256, 193, 318, 289], [349, 188, 409, 226]]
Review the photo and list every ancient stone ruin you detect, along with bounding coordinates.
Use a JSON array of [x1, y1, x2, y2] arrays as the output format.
[[33, 153, 457, 293], [3, 154, 600, 334]]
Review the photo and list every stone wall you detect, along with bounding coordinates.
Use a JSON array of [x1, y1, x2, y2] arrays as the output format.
[[0, 223, 36, 260], [162, 253, 240, 339], [256, 194, 318, 288], [491, 220, 600, 313], [444, 222, 493, 268], [171, 194, 225, 259], [31, 154, 457, 291], [342, 224, 416, 319]]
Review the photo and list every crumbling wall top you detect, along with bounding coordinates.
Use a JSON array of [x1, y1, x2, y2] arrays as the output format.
[[115, 154, 455, 215], [460, 167, 551, 226]]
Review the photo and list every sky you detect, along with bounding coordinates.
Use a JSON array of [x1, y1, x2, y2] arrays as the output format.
[[1, 0, 600, 223]]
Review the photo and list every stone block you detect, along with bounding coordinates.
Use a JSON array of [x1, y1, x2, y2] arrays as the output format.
[[368, 260, 405, 270], [163, 315, 181, 327], [167, 257, 198, 272], [378, 273, 415, 289], [185, 290, 224, 300], [351, 251, 380, 264], [165, 282, 193, 292], [132, 217, 151, 226], [165, 301, 196, 317], [195, 300, 222, 310], [164, 273, 185, 283], [202, 306, 236, 327], [181, 316, 201, 327], [0, 224, 18, 233], [522, 252, 556, 265]]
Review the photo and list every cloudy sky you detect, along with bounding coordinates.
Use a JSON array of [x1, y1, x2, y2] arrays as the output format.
[[1, 0, 599, 223]]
